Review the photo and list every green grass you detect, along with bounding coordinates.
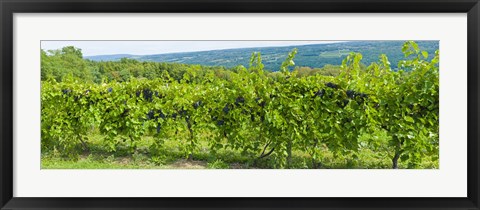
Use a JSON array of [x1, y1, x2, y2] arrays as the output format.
[[42, 154, 209, 169], [41, 131, 439, 169]]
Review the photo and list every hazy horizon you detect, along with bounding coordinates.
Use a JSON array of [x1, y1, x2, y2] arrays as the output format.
[[41, 41, 347, 57]]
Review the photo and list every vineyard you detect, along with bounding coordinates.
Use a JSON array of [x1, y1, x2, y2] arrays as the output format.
[[41, 41, 439, 169]]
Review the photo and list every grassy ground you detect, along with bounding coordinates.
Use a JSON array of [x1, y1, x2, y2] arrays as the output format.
[[41, 132, 439, 169]]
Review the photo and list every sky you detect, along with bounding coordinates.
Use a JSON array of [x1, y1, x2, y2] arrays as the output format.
[[40, 41, 345, 56]]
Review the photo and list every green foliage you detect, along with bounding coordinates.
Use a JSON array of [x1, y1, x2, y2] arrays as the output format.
[[207, 160, 230, 169], [41, 41, 439, 169], [41, 46, 92, 82]]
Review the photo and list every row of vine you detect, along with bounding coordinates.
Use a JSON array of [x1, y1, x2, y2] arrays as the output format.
[[41, 41, 439, 168]]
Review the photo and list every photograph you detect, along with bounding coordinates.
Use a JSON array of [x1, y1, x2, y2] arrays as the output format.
[[2, 0, 477, 208], [40, 40, 440, 169]]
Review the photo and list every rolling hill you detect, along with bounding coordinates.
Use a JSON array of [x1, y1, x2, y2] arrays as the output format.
[[85, 41, 439, 71]]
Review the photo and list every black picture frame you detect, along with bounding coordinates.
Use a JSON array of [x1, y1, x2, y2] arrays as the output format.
[[1, 0, 479, 209]]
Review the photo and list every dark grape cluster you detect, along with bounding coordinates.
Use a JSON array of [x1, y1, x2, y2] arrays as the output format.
[[107, 87, 112, 93], [223, 104, 231, 114], [255, 97, 265, 107], [355, 93, 368, 104], [314, 89, 325, 98], [345, 89, 368, 104], [154, 91, 162, 98], [346, 90, 356, 99], [178, 109, 187, 117], [357, 93, 368, 98], [143, 88, 153, 102], [146, 110, 155, 120], [337, 99, 349, 108], [235, 96, 245, 106], [158, 110, 166, 119], [193, 100, 203, 109], [145, 109, 167, 121], [62, 89, 71, 95], [325, 82, 339, 89]]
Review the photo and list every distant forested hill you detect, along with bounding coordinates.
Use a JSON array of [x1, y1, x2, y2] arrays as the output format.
[[85, 41, 439, 71]]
